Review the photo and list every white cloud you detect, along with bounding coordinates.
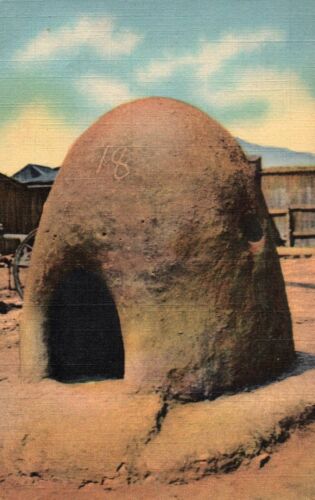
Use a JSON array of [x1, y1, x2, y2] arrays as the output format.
[[136, 27, 315, 154], [136, 29, 284, 83], [137, 59, 183, 84], [193, 30, 283, 78], [15, 16, 142, 62], [0, 105, 80, 175], [76, 75, 136, 107], [206, 69, 315, 153]]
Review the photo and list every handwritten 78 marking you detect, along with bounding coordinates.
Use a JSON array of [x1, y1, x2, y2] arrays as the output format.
[[96, 145, 130, 180]]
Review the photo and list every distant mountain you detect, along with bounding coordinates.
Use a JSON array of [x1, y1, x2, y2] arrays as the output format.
[[237, 138, 315, 167]]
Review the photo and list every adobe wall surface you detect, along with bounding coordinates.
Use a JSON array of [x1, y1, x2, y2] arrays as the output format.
[[20, 97, 295, 400]]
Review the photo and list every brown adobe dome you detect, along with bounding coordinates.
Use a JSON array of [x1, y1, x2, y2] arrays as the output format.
[[20, 97, 295, 400]]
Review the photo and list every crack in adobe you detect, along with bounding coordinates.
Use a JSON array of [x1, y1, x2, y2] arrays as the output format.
[[144, 400, 169, 445]]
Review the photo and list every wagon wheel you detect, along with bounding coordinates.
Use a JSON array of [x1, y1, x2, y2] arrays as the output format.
[[13, 228, 37, 299]]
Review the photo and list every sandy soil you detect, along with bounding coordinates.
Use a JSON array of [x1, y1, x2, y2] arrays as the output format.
[[0, 257, 314, 499]]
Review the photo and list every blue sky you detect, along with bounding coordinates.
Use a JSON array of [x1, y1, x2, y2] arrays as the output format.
[[0, 0, 314, 173]]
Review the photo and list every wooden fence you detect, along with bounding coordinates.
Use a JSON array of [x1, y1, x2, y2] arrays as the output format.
[[261, 166, 315, 247]]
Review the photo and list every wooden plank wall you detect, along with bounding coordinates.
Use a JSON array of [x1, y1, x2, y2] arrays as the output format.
[[0, 174, 50, 253], [27, 186, 51, 234], [261, 167, 315, 247], [0, 174, 29, 253]]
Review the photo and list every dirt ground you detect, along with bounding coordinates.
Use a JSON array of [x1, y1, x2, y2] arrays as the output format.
[[0, 256, 314, 499]]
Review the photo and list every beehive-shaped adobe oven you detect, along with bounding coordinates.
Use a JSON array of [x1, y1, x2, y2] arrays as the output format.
[[20, 97, 295, 400]]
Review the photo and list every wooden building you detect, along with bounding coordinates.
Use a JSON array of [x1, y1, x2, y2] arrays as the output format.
[[0, 165, 56, 253], [0, 173, 30, 253]]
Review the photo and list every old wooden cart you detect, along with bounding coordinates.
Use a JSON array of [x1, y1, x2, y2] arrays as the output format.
[[0, 227, 37, 298]]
